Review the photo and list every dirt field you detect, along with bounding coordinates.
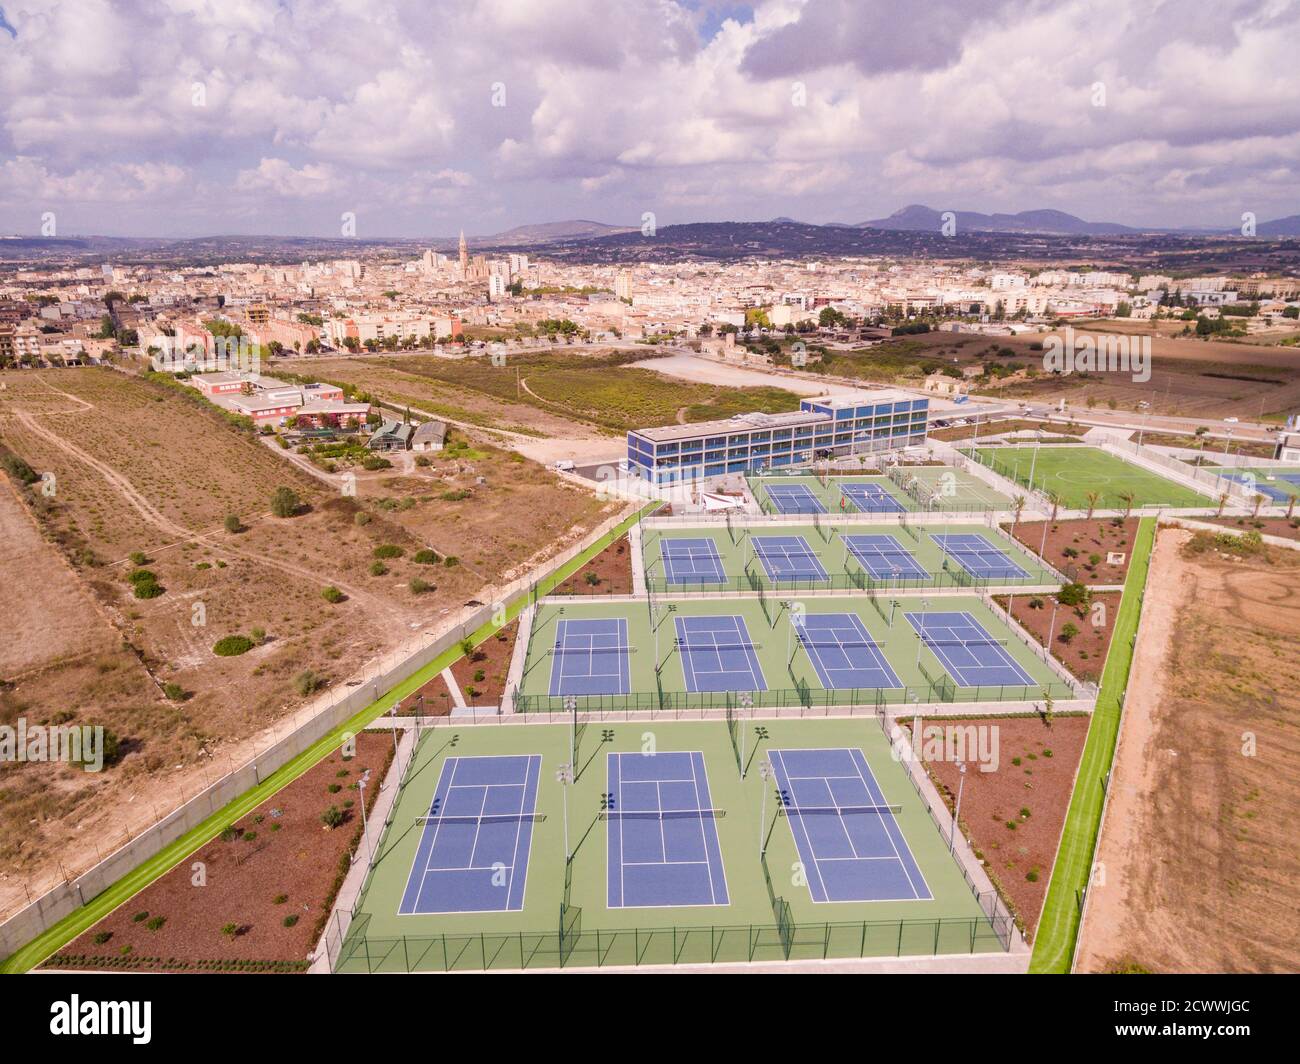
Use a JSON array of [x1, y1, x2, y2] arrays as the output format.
[[550, 535, 634, 596], [450, 620, 518, 706], [920, 714, 1091, 940], [1076, 528, 1300, 973], [45, 731, 393, 972], [0, 367, 616, 913]]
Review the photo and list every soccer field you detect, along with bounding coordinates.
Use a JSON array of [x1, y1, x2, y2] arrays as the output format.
[[336, 718, 1008, 971], [971, 446, 1212, 509]]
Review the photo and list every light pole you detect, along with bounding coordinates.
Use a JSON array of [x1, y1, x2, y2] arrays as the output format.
[[759, 761, 772, 857], [738, 692, 753, 775], [556, 764, 573, 863], [390, 701, 400, 757], [1026, 427, 1043, 495], [889, 598, 899, 629], [915, 598, 930, 667], [356, 769, 373, 862], [1136, 401, 1151, 448], [564, 695, 577, 771], [1046, 598, 1060, 649], [950, 761, 967, 853]]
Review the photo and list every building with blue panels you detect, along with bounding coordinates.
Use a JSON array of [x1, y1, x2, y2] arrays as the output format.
[[625, 391, 930, 485]]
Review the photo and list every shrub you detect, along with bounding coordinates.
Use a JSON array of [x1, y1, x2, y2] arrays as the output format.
[[220, 923, 238, 938], [473, 669, 486, 683], [354, 511, 371, 526], [146, 916, 166, 931], [443, 556, 459, 568], [373, 544, 403, 559], [273, 894, 288, 905], [128, 551, 148, 566], [295, 670, 325, 696], [282, 914, 300, 928], [409, 577, 433, 594], [413, 549, 439, 565], [132, 575, 164, 599], [251, 627, 266, 644], [270, 487, 301, 518], [219, 825, 237, 842], [321, 585, 345, 604], [93, 932, 112, 945], [0, 451, 39, 484], [132, 911, 149, 923], [321, 806, 345, 829], [1057, 582, 1090, 608], [361, 455, 392, 471], [162, 682, 185, 701], [213, 635, 255, 657], [1058, 622, 1080, 644], [224, 513, 242, 533], [584, 571, 600, 586], [369, 560, 388, 576]]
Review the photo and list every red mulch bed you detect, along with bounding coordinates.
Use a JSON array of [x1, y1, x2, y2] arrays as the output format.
[[994, 589, 1121, 685], [450, 619, 519, 705], [1006, 517, 1140, 585], [917, 713, 1091, 940], [44, 732, 395, 973], [396, 672, 454, 716], [1201, 514, 1300, 541], [552, 535, 633, 595]]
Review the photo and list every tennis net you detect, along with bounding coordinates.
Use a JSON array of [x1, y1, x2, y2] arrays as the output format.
[[599, 808, 727, 822], [778, 803, 903, 818], [415, 813, 547, 827]]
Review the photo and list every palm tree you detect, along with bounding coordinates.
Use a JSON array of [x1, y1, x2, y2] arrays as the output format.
[[1287, 494, 1296, 521], [1251, 492, 1263, 520], [1217, 491, 1229, 518], [1118, 490, 1136, 520], [1084, 490, 1100, 522], [1011, 493, 1026, 536]]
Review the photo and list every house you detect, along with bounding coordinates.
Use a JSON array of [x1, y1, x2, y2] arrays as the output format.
[[411, 420, 448, 452], [368, 420, 415, 451]]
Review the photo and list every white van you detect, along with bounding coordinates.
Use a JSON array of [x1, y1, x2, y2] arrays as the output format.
[[554, 459, 576, 472]]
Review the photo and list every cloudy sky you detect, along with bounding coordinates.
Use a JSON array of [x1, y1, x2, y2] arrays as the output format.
[[1, 0, 1297, 238]]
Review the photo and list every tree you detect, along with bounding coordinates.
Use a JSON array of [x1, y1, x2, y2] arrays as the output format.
[[1117, 490, 1135, 520], [270, 487, 301, 518], [1084, 490, 1100, 522], [223, 513, 242, 534]]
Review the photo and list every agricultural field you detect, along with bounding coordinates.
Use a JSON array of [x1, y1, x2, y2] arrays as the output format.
[[295, 349, 802, 437], [0, 368, 617, 911]]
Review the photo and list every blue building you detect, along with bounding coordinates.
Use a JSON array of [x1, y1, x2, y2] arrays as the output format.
[[626, 391, 930, 485]]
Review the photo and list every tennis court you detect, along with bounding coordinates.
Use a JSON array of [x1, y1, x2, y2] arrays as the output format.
[[906, 610, 1036, 688], [398, 755, 542, 915], [769, 747, 931, 903], [930, 532, 1029, 579], [764, 482, 827, 514], [1212, 468, 1300, 501], [661, 537, 726, 585], [842, 533, 929, 580], [794, 613, 902, 691], [841, 482, 907, 514], [674, 613, 768, 693], [606, 751, 730, 908], [751, 534, 830, 582], [548, 618, 631, 696]]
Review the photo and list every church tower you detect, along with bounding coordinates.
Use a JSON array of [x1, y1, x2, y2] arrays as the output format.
[[458, 229, 468, 274]]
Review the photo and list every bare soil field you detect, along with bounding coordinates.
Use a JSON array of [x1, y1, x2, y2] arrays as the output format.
[[1077, 529, 1300, 973], [919, 714, 1091, 940], [1007, 517, 1139, 585], [0, 367, 615, 911], [44, 731, 393, 973], [968, 327, 1300, 421]]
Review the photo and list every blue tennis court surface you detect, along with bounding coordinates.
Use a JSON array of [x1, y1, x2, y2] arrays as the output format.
[[660, 537, 726, 584], [548, 617, 630, 696], [769, 748, 930, 903], [1220, 471, 1300, 501], [752, 534, 829, 582], [674, 614, 767, 692], [841, 482, 906, 513], [606, 751, 729, 908], [842, 533, 929, 579], [795, 613, 902, 690], [930, 533, 1028, 579], [905, 610, 1036, 688], [399, 755, 541, 914], [764, 483, 826, 514]]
